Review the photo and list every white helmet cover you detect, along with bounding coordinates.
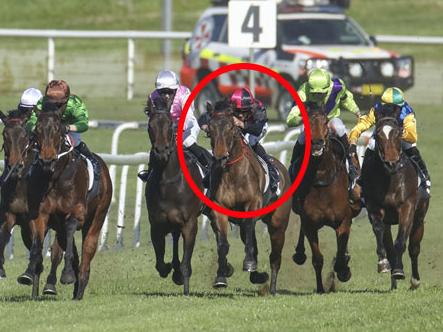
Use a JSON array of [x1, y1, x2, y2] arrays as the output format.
[[155, 70, 179, 90], [19, 87, 43, 108]]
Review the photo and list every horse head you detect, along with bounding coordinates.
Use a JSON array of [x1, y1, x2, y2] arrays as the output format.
[[307, 102, 329, 157], [34, 100, 66, 172], [147, 97, 175, 163], [206, 99, 239, 166], [374, 106, 403, 173], [0, 110, 30, 178]]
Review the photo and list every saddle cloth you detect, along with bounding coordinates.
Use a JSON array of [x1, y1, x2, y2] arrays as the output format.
[[256, 155, 270, 194]]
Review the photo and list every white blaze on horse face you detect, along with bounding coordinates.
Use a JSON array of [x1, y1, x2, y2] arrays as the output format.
[[382, 125, 393, 140]]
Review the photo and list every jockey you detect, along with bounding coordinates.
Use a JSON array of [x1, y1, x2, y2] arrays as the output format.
[[27, 80, 100, 179], [230, 87, 279, 194], [349, 87, 431, 195], [287, 68, 360, 195], [137, 70, 212, 182]]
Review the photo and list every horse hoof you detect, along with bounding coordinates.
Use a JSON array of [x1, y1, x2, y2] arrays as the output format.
[[336, 268, 352, 283], [17, 272, 33, 286], [410, 277, 421, 290], [392, 269, 405, 280], [292, 252, 307, 265], [243, 260, 257, 272], [377, 259, 391, 273], [0, 268, 6, 279], [43, 284, 57, 296], [172, 271, 184, 286], [60, 270, 76, 285], [213, 276, 228, 288], [250, 271, 269, 284], [156, 263, 172, 278], [226, 263, 234, 278]]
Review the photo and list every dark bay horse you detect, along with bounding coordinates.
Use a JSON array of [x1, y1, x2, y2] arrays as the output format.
[[290, 104, 361, 293], [206, 100, 291, 295], [0, 110, 65, 295], [361, 111, 429, 290], [144, 98, 205, 295], [22, 106, 112, 299]]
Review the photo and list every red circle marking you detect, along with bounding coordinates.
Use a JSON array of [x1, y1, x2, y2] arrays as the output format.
[[177, 63, 311, 219]]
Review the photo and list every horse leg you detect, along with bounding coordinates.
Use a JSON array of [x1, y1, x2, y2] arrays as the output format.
[[241, 219, 257, 272], [334, 217, 352, 283], [408, 219, 424, 290], [180, 219, 198, 295], [267, 221, 286, 295], [293, 224, 307, 265], [240, 224, 268, 284], [212, 212, 230, 288], [392, 203, 415, 280], [72, 240, 80, 299], [383, 226, 397, 290], [0, 213, 15, 279], [304, 223, 325, 293], [368, 211, 390, 273], [43, 236, 64, 295], [151, 225, 172, 278], [60, 216, 78, 285], [210, 220, 234, 279], [171, 229, 184, 286]]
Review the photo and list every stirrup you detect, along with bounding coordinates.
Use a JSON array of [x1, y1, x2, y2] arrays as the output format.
[[137, 170, 150, 182]]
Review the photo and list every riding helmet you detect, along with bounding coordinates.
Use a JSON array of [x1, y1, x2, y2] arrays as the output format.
[[45, 80, 70, 104], [19, 88, 42, 110], [230, 87, 254, 111], [381, 87, 405, 106], [307, 68, 332, 94], [155, 70, 179, 90]]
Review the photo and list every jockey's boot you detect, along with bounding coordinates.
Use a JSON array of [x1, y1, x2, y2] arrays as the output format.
[[187, 143, 213, 170], [338, 134, 360, 202], [404, 147, 431, 195], [253, 143, 279, 195], [75, 141, 101, 180], [137, 151, 154, 183]]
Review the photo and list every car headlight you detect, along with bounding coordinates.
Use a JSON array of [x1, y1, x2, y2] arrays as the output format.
[[396, 57, 412, 78], [380, 62, 395, 77], [348, 63, 363, 77], [305, 58, 330, 71]]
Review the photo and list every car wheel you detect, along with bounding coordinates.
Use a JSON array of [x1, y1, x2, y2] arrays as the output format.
[[276, 88, 294, 121], [194, 82, 220, 117]]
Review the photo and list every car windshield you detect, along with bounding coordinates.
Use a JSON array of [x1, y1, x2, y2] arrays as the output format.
[[279, 18, 369, 46]]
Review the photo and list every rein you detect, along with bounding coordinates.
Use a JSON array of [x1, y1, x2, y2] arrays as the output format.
[[225, 136, 248, 166]]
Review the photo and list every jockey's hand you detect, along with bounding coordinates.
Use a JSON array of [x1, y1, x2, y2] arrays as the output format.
[[350, 143, 357, 156], [233, 116, 244, 128]]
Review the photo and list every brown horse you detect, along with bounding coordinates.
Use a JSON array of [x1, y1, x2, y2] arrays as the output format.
[[290, 104, 361, 293], [22, 106, 112, 299], [144, 97, 205, 295], [206, 100, 291, 295], [360, 111, 429, 290]]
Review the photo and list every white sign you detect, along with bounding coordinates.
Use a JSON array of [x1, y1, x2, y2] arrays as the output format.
[[228, 1, 277, 48]]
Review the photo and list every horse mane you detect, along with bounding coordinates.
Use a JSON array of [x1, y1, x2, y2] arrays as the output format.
[[213, 98, 232, 116]]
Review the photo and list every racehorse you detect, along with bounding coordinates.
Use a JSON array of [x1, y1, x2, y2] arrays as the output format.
[[206, 100, 291, 295], [360, 109, 429, 290], [290, 103, 361, 293], [21, 103, 112, 299], [144, 97, 206, 295]]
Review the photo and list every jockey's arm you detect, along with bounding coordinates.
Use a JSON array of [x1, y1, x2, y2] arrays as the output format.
[[243, 104, 268, 136], [286, 83, 307, 127], [402, 113, 417, 143], [25, 110, 37, 133], [67, 96, 89, 133], [182, 95, 200, 148], [349, 108, 376, 144], [339, 82, 360, 117]]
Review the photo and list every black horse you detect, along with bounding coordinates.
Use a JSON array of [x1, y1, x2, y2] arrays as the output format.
[[144, 97, 207, 295], [361, 109, 429, 290]]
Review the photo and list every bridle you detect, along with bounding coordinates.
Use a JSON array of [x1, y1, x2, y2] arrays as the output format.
[[375, 116, 404, 173]]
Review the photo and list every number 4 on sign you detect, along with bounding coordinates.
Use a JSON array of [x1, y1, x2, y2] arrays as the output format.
[[228, 1, 276, 48], [241, 5, 263, 43]]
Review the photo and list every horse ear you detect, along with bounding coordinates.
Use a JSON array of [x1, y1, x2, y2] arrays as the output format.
[[0, 110, 7, 124], [206, 101, 213, 116]]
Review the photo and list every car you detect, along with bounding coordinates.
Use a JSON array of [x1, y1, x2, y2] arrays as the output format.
[[180, 0, 414, 120]]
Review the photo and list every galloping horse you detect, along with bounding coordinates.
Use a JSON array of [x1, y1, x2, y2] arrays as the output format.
[[0, 110, 65, 295], [290, 103, 361, 293], [361, 109, 429, 289], [206, 100, 291, 295], [22, 104, 112, 299], [144, 98, 205, 295]]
